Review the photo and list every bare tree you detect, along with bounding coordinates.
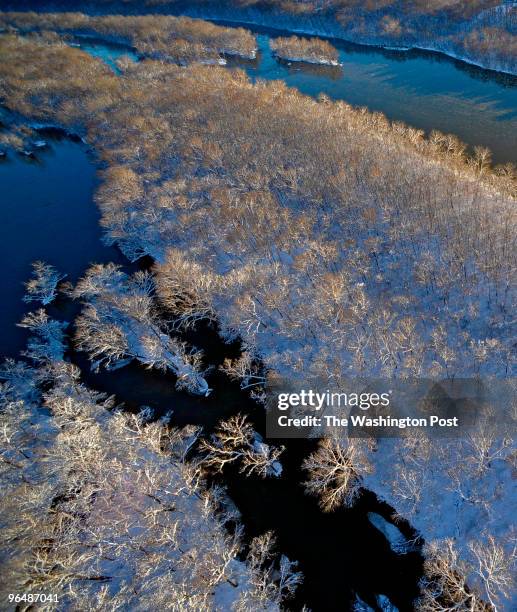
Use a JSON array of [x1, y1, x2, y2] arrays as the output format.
[[23, 261, 66, 305], [303, 435, 372, 511], [199, 414, 284, 478], [469, 535, 516, 611], [73, 264, 211, 395], [220, 351, 266, 390], [418, 539, 484, 612], [17, 310, 67, 363], [237, 531, 303, 609]]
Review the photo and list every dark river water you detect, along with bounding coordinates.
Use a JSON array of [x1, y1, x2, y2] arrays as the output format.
[[1, 18, 516, 611]]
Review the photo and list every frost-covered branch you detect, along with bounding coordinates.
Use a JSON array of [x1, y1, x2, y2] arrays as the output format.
[[199, 414, 284, 478], [220, 351, 267, 390], [418, 539, 483, 612], [23, 261, 66, 305], [0, 361, 296, 609], [239, 531, 303, 608], [469, 535, 516, 611], [303, 435, 372, 511], [17, 310, 67, 363]]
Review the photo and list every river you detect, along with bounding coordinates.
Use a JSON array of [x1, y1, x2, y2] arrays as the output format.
[[0, 130, 124, 357], [76, 20, 517, 165]]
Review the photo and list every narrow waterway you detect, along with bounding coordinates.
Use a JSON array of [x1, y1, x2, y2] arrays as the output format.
[[70, 319, 424, 612], [6, 2, 516, 164], [70, 34, 139, 72]]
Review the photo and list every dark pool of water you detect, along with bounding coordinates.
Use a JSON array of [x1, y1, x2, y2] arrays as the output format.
[[0, 134, 124, 357]]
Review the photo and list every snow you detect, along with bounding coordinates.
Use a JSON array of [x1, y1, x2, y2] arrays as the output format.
[[367, 512, 414, 554], [73, 264, 211, 396], [0, 352, 287, 610], [196, 14, 516, 75], [377, 594, 399, 611], [23, 261, 66, 306], [272, 51, 341, 66], [363, 434, 517, 608], [253, 432, 283, 477]]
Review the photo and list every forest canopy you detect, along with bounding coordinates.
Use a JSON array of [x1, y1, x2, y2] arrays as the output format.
[[0, 12, 257, 63]]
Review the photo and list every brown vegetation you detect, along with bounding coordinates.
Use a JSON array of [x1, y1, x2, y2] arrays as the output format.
[[0, 12, 257, 63], [22, 0, 512, 71], [1, 29, 510, 383], [270, 35, 339, 64]]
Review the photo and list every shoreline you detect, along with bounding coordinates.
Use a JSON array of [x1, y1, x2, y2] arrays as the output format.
[[198, 14, 517, 78], [1, 2, 514, 76]]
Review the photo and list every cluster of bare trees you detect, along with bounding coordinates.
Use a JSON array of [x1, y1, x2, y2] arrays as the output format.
[[241, 531, 303, 608], [0, 347, 300, 609], [23, 261, 66, 305], [71, 263, 211, 395], [418, 537, 516, 612], [270, 35, 340, 65], [199, 414, 284, 477], [0, 12, 258, 63], [370, 417, 516, 609], [3, 1, 512, 71], [214, 0, 517, 72], [17, 309, 68, 363]]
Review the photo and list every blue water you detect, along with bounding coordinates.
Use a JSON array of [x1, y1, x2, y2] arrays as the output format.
[[71, 35, 139, 73], [71, 27, 517, 164], [0, 138, 123, 356]]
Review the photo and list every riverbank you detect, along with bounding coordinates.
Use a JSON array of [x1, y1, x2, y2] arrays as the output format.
[[198, 13, 517, 77], [1, 2, 516, 76]]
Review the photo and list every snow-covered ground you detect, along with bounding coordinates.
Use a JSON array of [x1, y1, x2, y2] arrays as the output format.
[[363, 432, 516, 609]]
